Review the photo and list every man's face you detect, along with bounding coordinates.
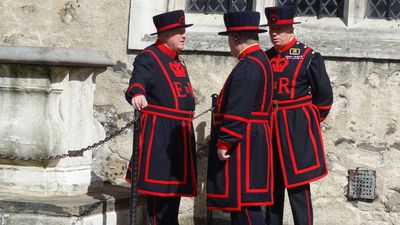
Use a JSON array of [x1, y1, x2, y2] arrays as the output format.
[[268, 25, 293, 48], [227, 33, 238, 57], [163, 27, 187, 52]]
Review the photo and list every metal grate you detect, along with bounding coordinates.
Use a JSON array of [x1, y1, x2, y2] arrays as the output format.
[[347, 169, 376, 201], [367, 0, 400, 19], [187, 0, 253, 14], [276, 0, 344, 18]]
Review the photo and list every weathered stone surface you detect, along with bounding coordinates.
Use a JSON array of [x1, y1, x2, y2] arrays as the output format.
[[1, 0, 400, 224], [0, 46, 115, 196], [0, 184, 147, 225]]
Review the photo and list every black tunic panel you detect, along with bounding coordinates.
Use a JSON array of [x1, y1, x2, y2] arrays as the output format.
[[266, 38, 333, 188], [125, 41, 197, 196], [207, 45, 274, 210]]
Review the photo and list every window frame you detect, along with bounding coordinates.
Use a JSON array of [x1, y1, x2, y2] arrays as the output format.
[[127, 0, 400, 61], [366, 0, 400, 19], [186, 0, 255, 14], [276, 0, 345, 18]]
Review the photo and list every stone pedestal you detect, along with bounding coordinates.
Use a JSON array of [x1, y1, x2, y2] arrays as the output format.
[[0, 184, 147, 225], [0, 46, 115, 196]]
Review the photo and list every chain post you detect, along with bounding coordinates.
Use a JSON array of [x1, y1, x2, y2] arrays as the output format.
[[207, 93, 218, 225]]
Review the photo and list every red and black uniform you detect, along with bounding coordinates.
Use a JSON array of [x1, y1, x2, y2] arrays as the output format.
[[125, 40, 197, 197], [265, 38, 333, 225], [207, 44, 274, 212]]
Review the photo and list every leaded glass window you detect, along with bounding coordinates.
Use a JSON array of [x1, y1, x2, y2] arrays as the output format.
[[367, 0, 400, 19], [187, 0, 253, 14], [276, 0, 344, 18]]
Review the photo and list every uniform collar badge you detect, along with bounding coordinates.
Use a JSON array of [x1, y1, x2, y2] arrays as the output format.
[[289, 48, 300, 55]]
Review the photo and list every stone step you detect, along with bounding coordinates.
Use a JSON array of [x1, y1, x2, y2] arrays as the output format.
[[0, 183, 147, 225]]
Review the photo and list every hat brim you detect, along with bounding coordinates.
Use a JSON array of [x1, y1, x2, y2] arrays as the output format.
[[260, 21, 301, 27], [150, 24, 193, 36], [218, 28, 268, 36]]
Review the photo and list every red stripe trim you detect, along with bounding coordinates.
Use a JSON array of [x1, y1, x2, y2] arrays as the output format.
[[144, 119, 188, 185], [217, 140, 232, 150], [268, 19, 294, 26], [248, 55, 267, 111], [283, 111, 299, 173], [273, 111, 291, 188], [206, 161, 229, 198], [283, 107, 319, 174], [227, 26, 260, 31], [241, 202, 273, 206], [147, 104, 194, 114], [290, 48, 312, 99], [245, 123, 270, 193], [182, 121, 188, 184], [279, 37, 297, 53], [157, 23, 182, 32], [188, 123, 198, 196], [285, 172, 328, 188], [143, 50, 179, 109], [141, 110, 193, 122], [214, 113, 248, 123], [238, 44, 261, 60], [144, 116, 157, 183], [251, 111, 269, 116], [155, 39, 177, 58], [274, 101, 312, 110], [220, 127, 243, 139], [248, 119, 269, 124], [137, 113, 148, 181], [310, 104, 329, 176], [138, 189, 196, 197], [263, 50, 274, 114], [300, 107, 321, 174], [315, 104, 332, 110], [269, 119, 274, 204], [274, 95, 312, 104], [237, 143, 242, 211], [245, 124, 251, 193], [127, 83, 145, 93]]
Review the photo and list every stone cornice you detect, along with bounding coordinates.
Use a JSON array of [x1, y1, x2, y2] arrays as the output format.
[[0, 46, 116, 67]]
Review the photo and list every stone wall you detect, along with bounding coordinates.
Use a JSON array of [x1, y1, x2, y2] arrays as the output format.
[[1, 0, 400, 224]]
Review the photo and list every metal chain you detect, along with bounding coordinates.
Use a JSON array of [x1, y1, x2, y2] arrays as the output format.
[[71, 201, 103, 225], [0, 107, 212, 162], [193, 107, 213, 120], [0, 107, 213, 224]]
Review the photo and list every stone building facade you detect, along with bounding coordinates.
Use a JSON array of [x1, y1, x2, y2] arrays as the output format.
[[1, 0, 400, 224]]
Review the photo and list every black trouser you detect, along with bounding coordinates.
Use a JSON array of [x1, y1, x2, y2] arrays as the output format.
[[265, 151, 313, 225], [231, 206, 266, 225], [146, 195, 181, 225]]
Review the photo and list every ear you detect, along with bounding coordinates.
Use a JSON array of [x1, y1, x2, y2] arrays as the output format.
[[234, 34, 240, 43]]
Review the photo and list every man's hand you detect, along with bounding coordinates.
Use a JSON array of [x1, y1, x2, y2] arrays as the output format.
[[131, 95, 148, 110], [217, 148, 230, 161]]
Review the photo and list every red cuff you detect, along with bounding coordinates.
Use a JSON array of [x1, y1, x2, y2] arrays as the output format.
[[217, 140, 232, 150]]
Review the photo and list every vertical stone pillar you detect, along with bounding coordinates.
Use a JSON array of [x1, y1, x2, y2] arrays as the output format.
[[0, 46, 115, 196], [344, 0, 368, 26], [128, 0, 167, 49]]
